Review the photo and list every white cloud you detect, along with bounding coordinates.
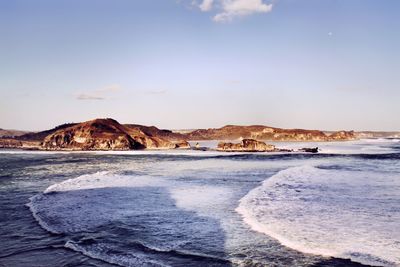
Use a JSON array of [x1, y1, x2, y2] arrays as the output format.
[[215, 0, 272, 22], [75, 84, 121, 101], [199, 0, 214, 11], [76, 93, 104, 100], [195, 0, 273, 22]]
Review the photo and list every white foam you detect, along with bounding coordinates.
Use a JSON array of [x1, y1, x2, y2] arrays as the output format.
[[237, 166, 400, 267], [65, 241, 171, 267], [28, 172, 167, 234], [0, 150, 74, 155], [28, 171, 229, 266], [44, 171, 166, 193], [362, 138, 400, 143], [170, 185, 233, 217]]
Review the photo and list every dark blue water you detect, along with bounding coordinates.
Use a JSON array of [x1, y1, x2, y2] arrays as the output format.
[[1, 140, 399, 267]]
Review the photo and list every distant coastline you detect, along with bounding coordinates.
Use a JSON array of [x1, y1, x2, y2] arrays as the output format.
[[1, 118, 399, 151]]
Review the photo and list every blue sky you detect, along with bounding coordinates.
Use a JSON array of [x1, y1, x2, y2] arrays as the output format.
[[0, 0, 399, 131]]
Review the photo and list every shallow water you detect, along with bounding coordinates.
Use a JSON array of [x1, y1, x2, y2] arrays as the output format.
[[1, 139, 399, 267]]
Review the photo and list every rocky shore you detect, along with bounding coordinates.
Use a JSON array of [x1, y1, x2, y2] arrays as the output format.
[[216, 139, 319, 153]]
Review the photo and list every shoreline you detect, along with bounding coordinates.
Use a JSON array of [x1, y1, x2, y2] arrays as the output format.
[[0, 138, 382, 152]]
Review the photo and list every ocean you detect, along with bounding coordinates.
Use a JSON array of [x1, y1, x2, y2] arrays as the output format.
[[0, 139, 399, 267]]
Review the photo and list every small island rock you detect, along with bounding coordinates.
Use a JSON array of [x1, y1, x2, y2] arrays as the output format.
[[217, 139, 275, 152]]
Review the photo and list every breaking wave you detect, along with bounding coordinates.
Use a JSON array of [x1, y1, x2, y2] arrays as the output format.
[[27, 171, 230, 266], [236, 165, 400, 267]]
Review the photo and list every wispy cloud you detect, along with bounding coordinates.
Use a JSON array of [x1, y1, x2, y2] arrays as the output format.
[[75, 84, 121, 101], [194, 0, 273, 22], [76, 93, 105, 100], [143, 89, 168, 95]]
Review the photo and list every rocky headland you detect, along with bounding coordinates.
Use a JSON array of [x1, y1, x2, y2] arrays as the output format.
[[0, 119, 190, 151]]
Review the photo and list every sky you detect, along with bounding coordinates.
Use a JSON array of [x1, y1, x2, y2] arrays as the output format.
[[0, 0, 399, 131]]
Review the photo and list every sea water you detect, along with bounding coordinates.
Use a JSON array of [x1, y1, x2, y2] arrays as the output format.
[[0, 139, 399, 267]]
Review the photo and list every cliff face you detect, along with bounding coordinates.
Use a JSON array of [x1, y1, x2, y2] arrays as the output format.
[[186, 125, 332, 141], [17, 123, 77, 141], [42, 119, 184, 151], [123, 124, 190, 149], [217, 139, 275, 152], [42, 119, 142, 150], [124, 124, 187, 141]]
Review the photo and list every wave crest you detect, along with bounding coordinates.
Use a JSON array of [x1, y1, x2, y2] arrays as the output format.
[[236, 165, 400, 267]]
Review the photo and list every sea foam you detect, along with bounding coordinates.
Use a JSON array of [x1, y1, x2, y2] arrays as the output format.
[[28, 171, 167, 234], [236, 165, 400, 267], [27, 171, 230, 266]]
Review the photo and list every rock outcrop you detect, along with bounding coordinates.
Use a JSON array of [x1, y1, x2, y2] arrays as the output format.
[[217, 139, 275, 152], [1, 119, 191, 151], [298, 147, 319, 153], [42, 119, 143, 150], [42, 118, 185, 151], [173, 140, 191, 149]]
